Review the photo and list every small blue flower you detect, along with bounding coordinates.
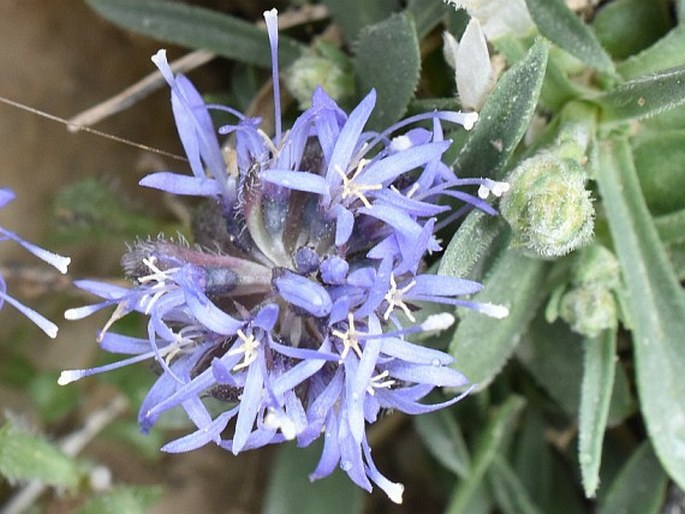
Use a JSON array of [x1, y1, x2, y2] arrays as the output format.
[[60, 8, 509, 503], [0, 187, 70, 338]]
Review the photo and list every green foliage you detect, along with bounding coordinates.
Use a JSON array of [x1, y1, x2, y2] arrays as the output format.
[[321, 0, 399, 45], [454, 40, 549, 180], [0, 419, 85, 490], [449, 250, 549, 388], [525, 0, 613, 72], [594, 65, 685, 124], [597, 137, 685, 492], [76, 485, 163, 514], [445, 396, 525, 514], [262, 441, 363, 514], [578, 329, 617, 497], [598, 443, 668, 514], [86, 0, 303, 67], [354, 13, 421, 130]]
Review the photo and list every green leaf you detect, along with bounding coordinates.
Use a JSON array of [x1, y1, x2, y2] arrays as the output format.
[[354, 13, 420, 130], [488, 456, 545, 514], [633, 130, 685, 215], [0, 420, 84, 490], [597, 136, 685, 492], [592, 0, 672, 60], [29, 371, 80, 423], [518, 317, 584, 414], [77, 486, 164, 514], [322, 0, 399, 45], [262, 441, 362, 514], [454, 40, 548, 180], [438, 211, 509, 280], [86, 0, 303, 67], [598, 443, 668, 514], [449, 250, 549, 388], [525, 0, 613, 72], [414, 410, 471, 478], [406, 0, 448, 40], [594, 65, 685, 124], [578, 329, 617, 498], [618, 25, 685, 79], [655, 208, 685, 244], [445, 396, 526, 514]]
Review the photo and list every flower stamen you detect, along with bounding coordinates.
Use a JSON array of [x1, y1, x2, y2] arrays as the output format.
[[335, 160, 382, 208], [383, 274, 416, 322], [332, 313, 364, 361], [228, 329, 260, 370], [367, 370, 396, 395]]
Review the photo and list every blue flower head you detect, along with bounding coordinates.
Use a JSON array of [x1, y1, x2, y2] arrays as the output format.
[[61, 8, 508, 503], [0, 187, 70, 338]]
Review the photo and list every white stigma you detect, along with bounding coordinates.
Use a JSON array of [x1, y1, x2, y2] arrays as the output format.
[[421, 312, 456, 332], [57, 370, 81, 386], [478, 180, 510, 199], [480, 303, 509, 318], [462, 111, 479, 131]]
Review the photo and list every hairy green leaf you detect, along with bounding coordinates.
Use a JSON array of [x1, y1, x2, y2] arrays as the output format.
[[597, 136, 685, 491], [77, 486, 163, 514], [86, 0, 302, 67], [454, 40, 548, 180], [449, 250, 549, 388], [525, 0, 613, 72], [634, 130, 685, 215], [445, 396, 526, 514], [414, 410, 471, 478], [489, 456, 545, 514], [598, 443, 667, 514], [619, 25, 685, 79], [262, 441, 362, 514], [354, 13, 420, 130], [322, 0, 399, 44], [578, 329, 617, 498], [0, 420, 84, 490], [592, 0, 672, 60], [595, 65, 685, 124]]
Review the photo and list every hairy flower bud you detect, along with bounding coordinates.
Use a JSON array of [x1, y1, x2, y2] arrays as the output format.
[[285, 43, 354, 110], [500, 152, 595, 258], [559, 284, 617, 338]]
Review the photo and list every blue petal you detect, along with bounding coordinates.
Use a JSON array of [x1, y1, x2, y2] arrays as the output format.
[[273, 270, 332, 317], [260, 170, 330, 195], [326, 89, 377, 181], [139, 172, 221, 197]]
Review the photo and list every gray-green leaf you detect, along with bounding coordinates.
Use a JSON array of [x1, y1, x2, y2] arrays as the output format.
[[578, 329, 617, 498], [449, 250, 549, 388], [414, 410, 471, 478], [525, 0, 613, 72], [354, 13, 420, 130], [322, 0, 399, 45], [597, 136, 685, 492], [262, 441, 362, 514], [454, 40, 548, 180], [598, 443, 668, 514], [0, 420, 84, 490], [445, 396, 526, 514], [77, 486, 163, 514], [594, 65, 685, 124], [86, 0, 303, 67]]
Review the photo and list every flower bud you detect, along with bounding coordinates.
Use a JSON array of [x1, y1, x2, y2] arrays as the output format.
[[285, 43, 354, 110], [559, 284, 617, 338], [500, 152, 594, 258], [572, 244, 620, 288]]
